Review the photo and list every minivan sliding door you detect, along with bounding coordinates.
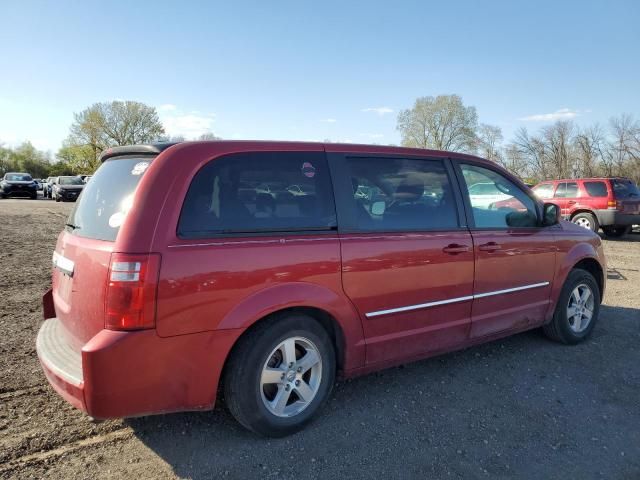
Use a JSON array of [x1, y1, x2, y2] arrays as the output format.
[[328, 153, 474, 365]]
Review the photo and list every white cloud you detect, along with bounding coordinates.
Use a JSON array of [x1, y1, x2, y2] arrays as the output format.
[[158, 103, 177, 112], [159, 105, 216, 139], [519, 108, 583, 122], [360, 133, 384, 139], [362, 107, 394, 116], [320, 118, 337, 123]]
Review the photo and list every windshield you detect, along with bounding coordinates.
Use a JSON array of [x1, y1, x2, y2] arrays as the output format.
[[59, 177, 84, 185], [612, 179, 640, 199], [5, 173, 32, 182], [67, 156, 153, 241]]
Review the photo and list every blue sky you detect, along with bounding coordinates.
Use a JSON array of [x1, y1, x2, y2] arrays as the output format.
[[1, 0, 639, 154]]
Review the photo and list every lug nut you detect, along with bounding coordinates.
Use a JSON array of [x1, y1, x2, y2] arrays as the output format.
[[297, 367, 302, 373], [285, 384, 290, 391], [295, 380, 300, 386]]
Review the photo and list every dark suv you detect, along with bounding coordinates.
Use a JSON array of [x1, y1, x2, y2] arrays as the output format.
[[532, 177, 640, 237]]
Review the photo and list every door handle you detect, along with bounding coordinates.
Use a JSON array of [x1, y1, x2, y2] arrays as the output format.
[[478, 242, 502, 252], [567, 200, 577, 205], [442, 244, 470, 254]]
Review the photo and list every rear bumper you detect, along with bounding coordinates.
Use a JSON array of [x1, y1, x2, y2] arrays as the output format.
[[594, 210, 640, 227], [36, 317, 243, 419]]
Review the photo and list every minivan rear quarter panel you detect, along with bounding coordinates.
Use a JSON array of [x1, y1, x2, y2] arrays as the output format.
[[142, 142, 367, 370]]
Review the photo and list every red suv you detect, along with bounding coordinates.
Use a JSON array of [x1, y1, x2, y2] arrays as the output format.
[[37, 142, 606, 436], [531, 178, 640, 237]]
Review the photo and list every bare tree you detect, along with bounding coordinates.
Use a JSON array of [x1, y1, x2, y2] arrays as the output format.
[[573, 124, 607, 178], [198, 132, 220, 141], [608, 114, 640, 180], [396, 95, 478, 152], [476, 124, 503, 162]]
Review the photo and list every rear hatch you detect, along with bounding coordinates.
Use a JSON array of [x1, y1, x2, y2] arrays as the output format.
[[612, 178, 640, 214], [52, 156, 154, 348]]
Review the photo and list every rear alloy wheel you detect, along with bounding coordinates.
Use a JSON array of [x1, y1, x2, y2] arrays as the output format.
[[571, 212, 598, 232], [602, 225, 631, 238], [224, 313, 335, 437], [543, 269, 600, 344]]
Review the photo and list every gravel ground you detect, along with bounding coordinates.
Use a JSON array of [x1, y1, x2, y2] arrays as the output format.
[[1, 198, 639, 479]]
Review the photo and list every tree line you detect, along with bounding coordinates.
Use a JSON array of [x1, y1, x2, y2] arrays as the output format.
[[397, 94, 640, 183], [1, 96, 638, 184]]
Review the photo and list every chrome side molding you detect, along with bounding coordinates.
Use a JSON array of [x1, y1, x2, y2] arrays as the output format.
[[366, 282, 550, 318]]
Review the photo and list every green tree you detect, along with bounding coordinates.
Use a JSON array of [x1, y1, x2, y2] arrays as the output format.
[[6, 141, 52, 178], [67, 100, 165, 166], [397, 95, 478, 152], [57, 141, 99, 174]]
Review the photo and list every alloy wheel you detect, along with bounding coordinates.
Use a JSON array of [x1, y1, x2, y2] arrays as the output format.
[[567, 283, 595, 333], [260, 336, 322, 418]]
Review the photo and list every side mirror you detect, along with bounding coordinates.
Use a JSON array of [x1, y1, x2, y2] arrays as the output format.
[[371, 201, 386, 216], [542, 202, 560, 226]]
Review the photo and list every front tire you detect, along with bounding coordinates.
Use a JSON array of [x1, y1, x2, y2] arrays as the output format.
[[543, 269, 600, 344], [224, 313, 336, 437], [571, 212, 598, 232]]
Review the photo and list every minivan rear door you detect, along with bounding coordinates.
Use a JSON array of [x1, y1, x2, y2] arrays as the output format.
[[328, 152, 474, 365], [51, 156, 155, 348]]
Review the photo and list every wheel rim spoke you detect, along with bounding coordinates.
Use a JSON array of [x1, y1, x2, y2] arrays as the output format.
[[281, 338, 297, 366], [296, 349, 320, 374], [573, 314, 582, 331], [583, 307, 593, 320], [270, 385, 292, 415], [580, 288, 591, 304], [294, 380, 314, 402], [261, 367, 284, 385]]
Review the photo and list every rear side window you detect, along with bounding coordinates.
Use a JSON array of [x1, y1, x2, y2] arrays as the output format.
[[554, 182, 579, 198], [584, 181, 608, 197], [612, 179, 640, 199], [67, 156, 154, 241], [532, 183, 554, 198], [342, 157, 458, 231], [178, 152, 336, 237]]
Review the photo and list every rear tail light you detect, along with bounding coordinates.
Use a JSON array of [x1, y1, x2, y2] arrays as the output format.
[[607, 200, 622, 210], [105, 253, 161, 330]]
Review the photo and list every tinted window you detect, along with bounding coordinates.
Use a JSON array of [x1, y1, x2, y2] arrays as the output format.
[[612, 179, 640, 199], [67, 156, 154, 241], [584, 181, 608, 197], [5, 173, 32, 181], [342, 157, 458, 231], [460, 164, 538, 228], [59, 176, 84, 185], [532, 183, 554, 199], [554, 182, 579, 198], [178, 152, 336, 237]]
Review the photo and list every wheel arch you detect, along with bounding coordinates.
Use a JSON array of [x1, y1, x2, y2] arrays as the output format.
[[217, 282, 366, 375], [572, 257, 604, 301]]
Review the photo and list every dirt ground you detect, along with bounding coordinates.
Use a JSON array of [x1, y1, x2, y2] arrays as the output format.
[[1, 197, 639, 479]]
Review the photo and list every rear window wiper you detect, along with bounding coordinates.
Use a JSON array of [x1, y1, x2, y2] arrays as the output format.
[[65, 222, 81, 230]]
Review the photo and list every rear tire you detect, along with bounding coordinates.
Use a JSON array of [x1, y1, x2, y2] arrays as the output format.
[[602, 225, 631, 238], [543, 269, 600, 344], [224, 313, 336, 437], [571, 212, 598, 232]]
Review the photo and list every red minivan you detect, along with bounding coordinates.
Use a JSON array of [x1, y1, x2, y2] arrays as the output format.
[[37, 142, 606, 436], [531, 177, 640, 237]]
